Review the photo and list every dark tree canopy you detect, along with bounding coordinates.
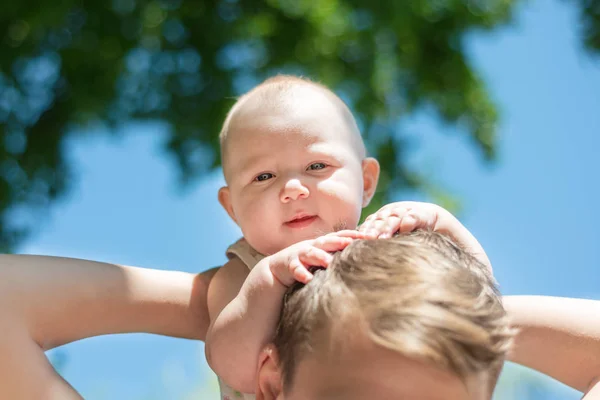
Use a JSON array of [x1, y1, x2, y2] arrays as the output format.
[[577, 0, 600, 53], [1, 0, 597, 251]]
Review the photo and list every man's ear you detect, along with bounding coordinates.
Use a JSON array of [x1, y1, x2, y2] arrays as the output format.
[[361, 157, 380, 207], [255, 344, 283, 400], [218, 186, 238, 224]]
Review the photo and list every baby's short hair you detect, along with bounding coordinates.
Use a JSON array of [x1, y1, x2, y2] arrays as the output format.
[[218, 74, 364, 167], [274, 231, 513, 394], [219, 75, 326, 148]]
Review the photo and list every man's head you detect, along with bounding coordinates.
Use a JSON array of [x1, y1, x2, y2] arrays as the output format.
[[217, 75, 380, 255], [256, 231, 514, 399]]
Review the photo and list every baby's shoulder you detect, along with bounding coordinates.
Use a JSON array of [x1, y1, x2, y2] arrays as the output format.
[[226, 237, 264, 270]]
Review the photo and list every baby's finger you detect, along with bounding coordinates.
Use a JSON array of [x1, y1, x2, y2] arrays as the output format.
[[362, 212, 377, 224], [289, 258, 313, 284], [399, 210, 435, 232], [361, 218, 389, 239], [375, 206, 396, 220], [313, 235, 355, 252], [358, 217, 375, 235], [326, 230, 366, 239], [376, 215, 403, 239], [299, 247, 334, 268], [399, 214, 419, 232], [357, 223, 369, 234], [358, 212, 381, 233]]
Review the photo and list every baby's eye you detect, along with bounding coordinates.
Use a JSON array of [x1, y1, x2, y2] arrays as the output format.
[[308, 162, 327, 171], [255, 173, 274, 182]]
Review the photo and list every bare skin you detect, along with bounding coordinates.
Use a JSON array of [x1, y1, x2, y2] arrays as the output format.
[[0, 256, 599, 398], [504, 296, 600, 397], [254, 295, 600, 399], [0, 254, 216, 399]]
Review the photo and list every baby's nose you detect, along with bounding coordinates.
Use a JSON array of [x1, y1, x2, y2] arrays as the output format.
[[280, 179, 310, 202]]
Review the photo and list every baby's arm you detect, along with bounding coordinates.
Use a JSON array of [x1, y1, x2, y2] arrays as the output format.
[[205, 257, 285, 393], [205, 232, 361, 393], [0, 254, 216, 399], [504, 296, 600, 397]]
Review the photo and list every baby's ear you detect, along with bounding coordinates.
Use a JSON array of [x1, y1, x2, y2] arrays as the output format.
[[218, 186, 237, 224], [361, 157, 380, 207], [255, 344, 283, 400]]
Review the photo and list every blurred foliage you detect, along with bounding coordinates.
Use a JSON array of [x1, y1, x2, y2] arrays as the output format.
[[576, 0, 600, 53], [0, 0, 594, 251]]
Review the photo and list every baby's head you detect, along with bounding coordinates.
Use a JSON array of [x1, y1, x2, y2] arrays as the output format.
[[257, 231, 513, 399], [218, 75, 380, 255]]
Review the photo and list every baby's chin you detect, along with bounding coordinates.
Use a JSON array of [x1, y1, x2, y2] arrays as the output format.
[[251, 229, 332, 256], [246, 237, 289, 256]]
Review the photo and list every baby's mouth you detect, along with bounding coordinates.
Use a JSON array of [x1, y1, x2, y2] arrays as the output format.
[[284, 214, 318, 228]]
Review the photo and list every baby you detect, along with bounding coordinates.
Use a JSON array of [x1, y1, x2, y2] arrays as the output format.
[[204, 75, 491, 398]]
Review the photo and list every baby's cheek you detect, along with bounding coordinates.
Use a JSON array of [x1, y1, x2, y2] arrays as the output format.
[[245, 207, 275, 233], [243, 201, 283, 247], [318, 182, 362, 228], [319, 178, 361, 207]]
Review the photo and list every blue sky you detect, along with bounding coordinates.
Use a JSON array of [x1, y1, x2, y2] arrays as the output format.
[[23, 0, 600, 398]]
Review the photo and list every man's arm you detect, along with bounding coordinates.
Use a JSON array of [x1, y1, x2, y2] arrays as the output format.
[[0, 254, 217, 348], [0, 308, 84, 399], [504, 296, 600, 396], [0, 254, 218, 399]]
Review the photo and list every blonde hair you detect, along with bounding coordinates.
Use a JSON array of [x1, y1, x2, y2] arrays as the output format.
[[218, 74, 365, 170], [274, 231, 513, 393]]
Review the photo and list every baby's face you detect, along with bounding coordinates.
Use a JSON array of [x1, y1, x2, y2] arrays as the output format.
[[220, 86, 371, 255]]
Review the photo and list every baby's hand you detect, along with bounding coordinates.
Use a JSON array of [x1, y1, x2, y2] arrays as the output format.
[[359, 201, 492, 272], [267, 230, 364, 287], [360, 201, 443, 239]]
